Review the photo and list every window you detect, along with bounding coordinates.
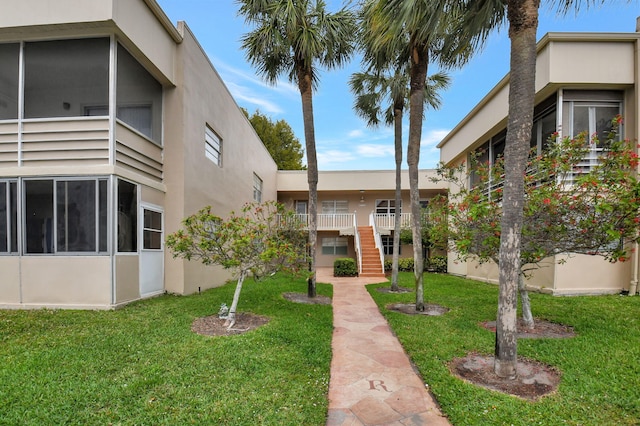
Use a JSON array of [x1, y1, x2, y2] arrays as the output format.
[[205, 125, 222, 166], [0, 43, 19, 120], [118, 180, 137, 253], [321, 200, 348, 214], [117, 44, 162, 143], [381, 235, 399, 256], [563, 91, 622, 178], [24, 38, 109, 119], [0, 181, 18, 253], [295, 200, 308, 215], [253, 173, 263, 202], [24, 178, 107, 254], [322, 237, 348, 255], [143, 209, 162, 250], [376, 199, 400, 215]]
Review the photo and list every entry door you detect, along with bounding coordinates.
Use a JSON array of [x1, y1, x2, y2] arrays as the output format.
[[139, 204, 164, 297]]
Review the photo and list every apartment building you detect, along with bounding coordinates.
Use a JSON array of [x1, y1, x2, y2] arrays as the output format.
[[438, 29, 640, 295], [0, 0, 447, 309], [0, 0, 277, 308]]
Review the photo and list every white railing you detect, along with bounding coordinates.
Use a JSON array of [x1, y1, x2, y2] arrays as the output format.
[[353, 213, 362, 275], [288, 213, 356, 230], [373, 213, 412, 230], [369, 212, 385, 274]]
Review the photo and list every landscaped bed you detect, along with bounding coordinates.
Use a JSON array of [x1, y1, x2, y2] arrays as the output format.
[[0, 275, 333, 425], [368, 272, 640, 425]]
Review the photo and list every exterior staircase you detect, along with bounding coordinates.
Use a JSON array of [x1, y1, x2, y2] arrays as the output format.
[[357, 226, 386, 278]]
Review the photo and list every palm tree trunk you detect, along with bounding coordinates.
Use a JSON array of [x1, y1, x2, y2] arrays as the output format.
[[408, 44, 428, 311], [298, 67, 317, 298], [391, 105, 403, 291], [495, 0, 540, 379]]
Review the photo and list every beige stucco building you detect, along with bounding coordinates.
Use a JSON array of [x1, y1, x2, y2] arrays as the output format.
[[0, 0, 446, 309], [438, 29, 640, 295]]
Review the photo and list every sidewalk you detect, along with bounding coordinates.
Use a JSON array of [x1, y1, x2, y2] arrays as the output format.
[[317, 268, 450, 426]]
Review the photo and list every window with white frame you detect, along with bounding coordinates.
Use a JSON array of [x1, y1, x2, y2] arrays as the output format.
[[321, 237, 348, 255], [0, 180, 17, 253], [24, 178, 108, 254], [563, 91, 622, 178], [143, 209, 162, 250], [375, 199, 400, 215], [205, 125, 222, 166], [253, 173, 263, 202], [321, 200, 349, 214], [118, 180, 137, 253]]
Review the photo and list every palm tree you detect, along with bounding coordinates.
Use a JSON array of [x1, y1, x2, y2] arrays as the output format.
[[238, 0, 357, 297], [361, 0, 485, 310], [349, 67, 449, 291]]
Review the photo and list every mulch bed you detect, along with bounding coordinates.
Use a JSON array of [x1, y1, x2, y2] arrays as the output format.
[[386, 302, 449, 316], [450, 353, 561, 400], [191, 312, 270, 336], [376, 286, 413, 294], [282, 292, 331, 305]]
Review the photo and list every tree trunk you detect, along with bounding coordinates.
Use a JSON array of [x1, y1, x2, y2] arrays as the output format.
[[224, 269, 247, 330], [298, 67, 317, 298], [519, 272, 535, 329], [408, 44, 429, 311], [495, 0, 540, 379], [391, 104, 404, 292]]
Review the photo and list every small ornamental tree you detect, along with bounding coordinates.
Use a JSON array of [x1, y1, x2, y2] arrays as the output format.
[[166, 201, 308, 329], [432, 116, 640, 329]]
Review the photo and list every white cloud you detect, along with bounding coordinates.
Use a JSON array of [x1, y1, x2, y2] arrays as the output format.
[[421, 129, 450, 149], [317, 150, 356, 167], [225, 82, 283, 114], [348, 129, 364, 138], [356, 144, 395, 158], [213, 58, 299, 97]]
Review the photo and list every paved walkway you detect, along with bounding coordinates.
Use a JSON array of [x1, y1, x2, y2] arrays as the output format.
[[317, 268, 450, 426]]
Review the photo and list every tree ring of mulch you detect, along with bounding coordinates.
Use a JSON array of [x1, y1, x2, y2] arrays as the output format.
[[387, 303, 449, 316], [450, 353, 561, 400], [480, 318, 576, 339], [376, 286, 413, 294], [191, 312, 270, 336], [282, 292, 331, 305]]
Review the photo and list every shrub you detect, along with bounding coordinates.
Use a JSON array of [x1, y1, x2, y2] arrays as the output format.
[[398, 257, 414, 272], [427, 255, 447, 273], [333, 258, 358, 277], [384, 259, 393, 272]]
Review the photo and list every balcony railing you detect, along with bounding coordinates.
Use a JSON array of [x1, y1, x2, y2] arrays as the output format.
[[289, 213, 357, 231], [372, 213, 412, 230]]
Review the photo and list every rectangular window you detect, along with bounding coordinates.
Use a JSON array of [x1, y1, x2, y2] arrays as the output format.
[[24, 38, 109, 119], [205, 125, 222, 166], [0, 43, 19, 120], [295, 200, 308, 214], [375, 199, 400, 215], [253, 173, 263, 202], [143, 209, 162, 250], [24, 178, 107, 254], [117, 180, 137, 253], [0, 181, 18, 253], [321, 200, 349, 214], [321, 237, 348, 255]]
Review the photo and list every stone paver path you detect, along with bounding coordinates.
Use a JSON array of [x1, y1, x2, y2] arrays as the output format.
[[317, 268, 450, 426]]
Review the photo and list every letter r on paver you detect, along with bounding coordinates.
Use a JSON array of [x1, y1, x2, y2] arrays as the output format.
[[368, 380, 391, 392]]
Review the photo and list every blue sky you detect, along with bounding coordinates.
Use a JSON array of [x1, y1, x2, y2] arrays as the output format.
[[156, 0, 639, 170]]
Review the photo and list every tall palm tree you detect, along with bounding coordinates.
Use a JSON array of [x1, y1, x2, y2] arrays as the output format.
[[462, 0, 629, 379], [361, 0, 485, 310], [349, 67, 449, 291], [238, 0, 357, 297]]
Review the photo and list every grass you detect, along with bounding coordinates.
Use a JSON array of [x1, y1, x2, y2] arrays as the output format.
[[368, 272, 640, 426], [0, 275, 333, 425]]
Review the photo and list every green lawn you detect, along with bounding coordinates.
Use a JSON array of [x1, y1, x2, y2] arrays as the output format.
[[0, 275, 333, 426], [368, 273, 640, 426]]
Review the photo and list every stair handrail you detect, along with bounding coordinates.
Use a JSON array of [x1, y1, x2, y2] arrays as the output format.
[[369, 212, 385, 274], [353, 212, 362, 275]]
